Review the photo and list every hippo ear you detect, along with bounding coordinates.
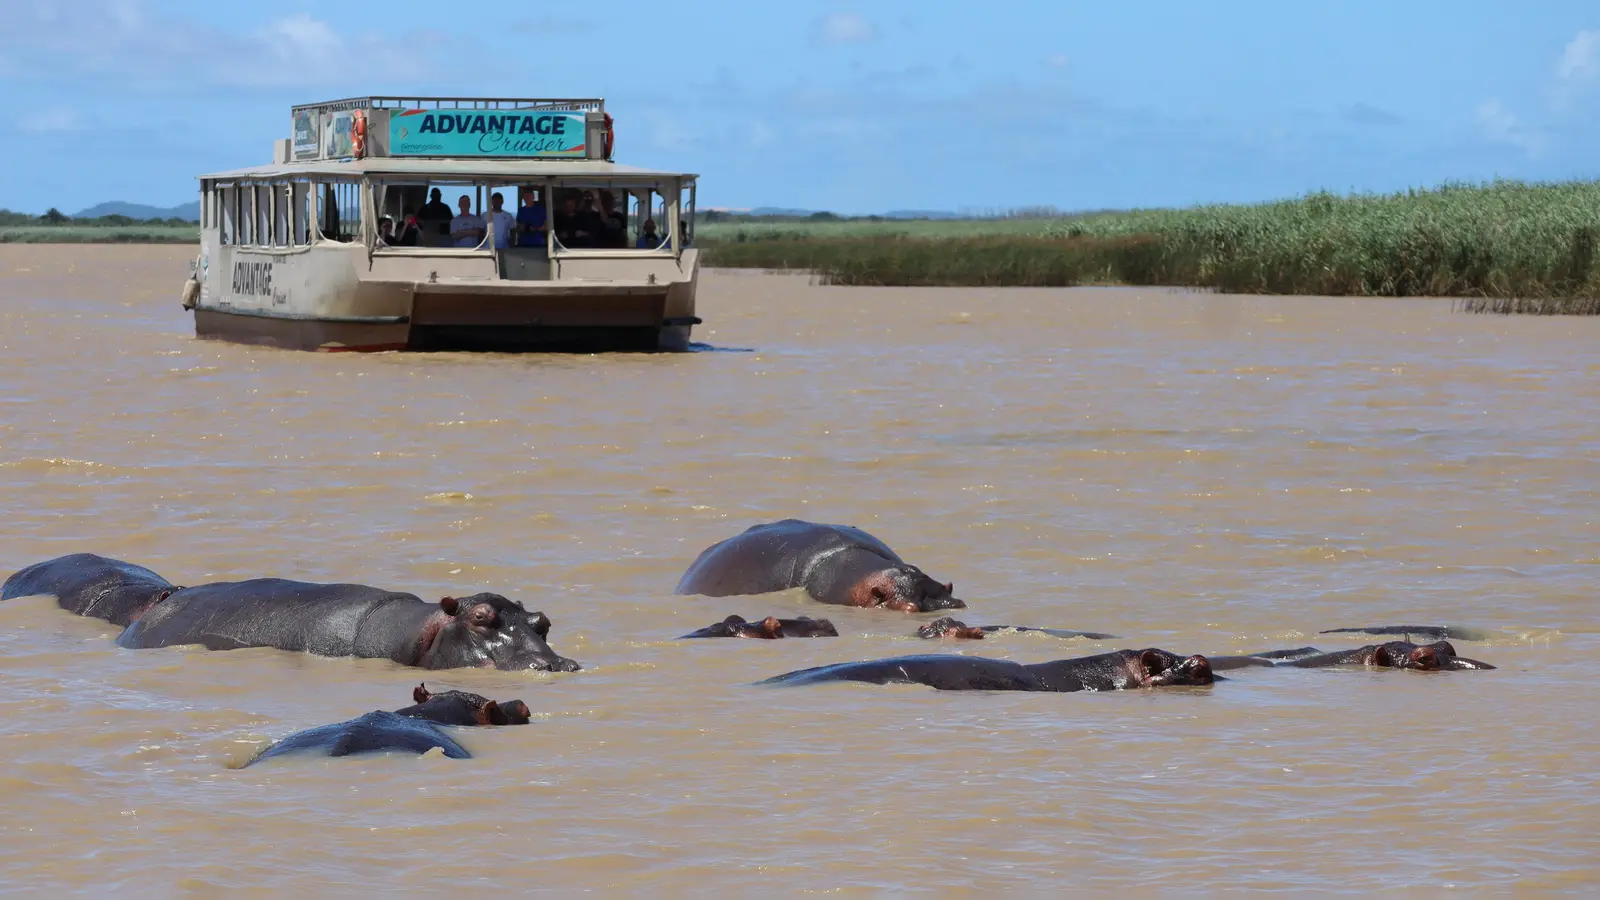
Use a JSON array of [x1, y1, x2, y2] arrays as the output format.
[[760, 616, 784, 639], [945, 582, 953, 595], [481, 700, 507, 726], [439, 597, 460, 616], [413, 683, 431, 704], [529, 612, 552, 638], [1138, 649, 1169, 674], [156, 589, 174, 603]]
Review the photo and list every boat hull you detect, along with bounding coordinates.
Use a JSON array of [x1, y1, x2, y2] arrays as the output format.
[[192, 242, 699, 354], [195, 308, 695, 353]]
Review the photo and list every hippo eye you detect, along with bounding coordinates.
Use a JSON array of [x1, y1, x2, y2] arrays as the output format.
[[468, 605, 497, 628]]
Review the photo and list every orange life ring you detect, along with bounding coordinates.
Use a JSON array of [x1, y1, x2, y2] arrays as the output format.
[[603, 113, 614, 160], [352, 112, 367, 158]]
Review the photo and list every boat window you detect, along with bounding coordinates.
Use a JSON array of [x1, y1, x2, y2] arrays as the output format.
[[626, 190, 669, 250], [545, 182, 682, 253], [239, 185, 254, 245], [315, 182, 361, 243], [255, 184, 272, 248], [219, 186, 235, 245], [273, 182, 290, 248], [291, 182, 310, 246], [680, 181, 696, 248]]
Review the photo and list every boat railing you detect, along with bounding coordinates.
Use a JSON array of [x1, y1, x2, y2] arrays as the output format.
[[292, 96, 605, 115]]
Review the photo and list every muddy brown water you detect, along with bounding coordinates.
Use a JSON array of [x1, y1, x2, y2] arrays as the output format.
[[0, 245, 1596, 892]]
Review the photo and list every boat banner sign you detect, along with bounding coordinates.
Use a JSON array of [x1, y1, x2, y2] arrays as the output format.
[[322, 111, 356, 159], [387, 109, 587, 157], [292, 110, 320, 160]]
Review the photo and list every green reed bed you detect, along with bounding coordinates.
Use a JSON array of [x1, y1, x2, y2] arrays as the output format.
[[700, 180, 1600, 313]]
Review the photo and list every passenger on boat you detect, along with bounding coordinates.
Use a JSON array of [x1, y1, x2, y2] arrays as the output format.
[[597, 190, 627, 249], [516, 189, 547, 247], [554, 191, 596, 248], [450, 195, 486, 248], [637, 218, 660, 248], [394, 210, 421, 247], [417, 188, 453, 241], [377, 217, 396, 245], [488, 192, 515, 249]]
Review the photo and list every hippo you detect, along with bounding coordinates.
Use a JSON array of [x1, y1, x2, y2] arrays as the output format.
[[757, 648, 1216, 692], [116, 579, 580, 672], [679, 614, 840, 639], [241, 684, 530, 767], [675, 519, 964, 613], [1320, 625, 1495, 642], [1284, 640, 1495, 671], [2, 553, 181, 627], [396, 683, 533, 726], [916, 617, 1120, 641]]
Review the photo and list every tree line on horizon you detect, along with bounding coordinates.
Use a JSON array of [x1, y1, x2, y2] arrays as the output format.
[[0, 208, 198, 228]]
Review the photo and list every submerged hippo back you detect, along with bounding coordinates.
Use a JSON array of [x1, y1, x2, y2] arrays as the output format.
[[675, 519, 903, 597], [2, 553, 178, 627], [117, 578, 423, 660], [244, 710, 470, 766], [759, 654, 1043, 691]]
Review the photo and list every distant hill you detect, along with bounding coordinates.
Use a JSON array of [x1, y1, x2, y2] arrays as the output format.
[[73, 201, 200, 222]]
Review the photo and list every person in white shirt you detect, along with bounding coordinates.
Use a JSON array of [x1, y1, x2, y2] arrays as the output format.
[[449, 195, 486, 247], [488, 192, 516, 250]]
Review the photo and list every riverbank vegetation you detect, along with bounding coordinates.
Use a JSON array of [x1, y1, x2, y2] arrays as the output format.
[[0, 208, 197, 244], [699, 180, 1600, 314]]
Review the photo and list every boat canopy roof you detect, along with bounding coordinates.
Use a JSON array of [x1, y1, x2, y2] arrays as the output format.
[[199, 158, 695, 183]]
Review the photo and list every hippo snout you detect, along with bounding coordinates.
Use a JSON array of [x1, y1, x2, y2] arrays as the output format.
[[538, 655, 582, 673]]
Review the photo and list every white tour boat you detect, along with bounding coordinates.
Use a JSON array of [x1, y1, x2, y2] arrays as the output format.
[[181, 96, 701, 352]]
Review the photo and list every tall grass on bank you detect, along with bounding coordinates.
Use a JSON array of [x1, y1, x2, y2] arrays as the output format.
[[701, 180, 1600, 313]]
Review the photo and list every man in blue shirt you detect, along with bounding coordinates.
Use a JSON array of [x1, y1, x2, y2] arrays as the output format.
[[516, 189, 547, 247]]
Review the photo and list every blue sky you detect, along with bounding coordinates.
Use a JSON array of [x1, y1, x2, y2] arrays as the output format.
[[2, 0, 1598, 215]]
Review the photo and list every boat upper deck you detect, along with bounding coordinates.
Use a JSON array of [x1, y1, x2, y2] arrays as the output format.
[[198, 158, 695, 183]]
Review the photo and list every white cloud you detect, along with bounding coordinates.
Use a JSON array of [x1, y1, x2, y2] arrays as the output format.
[[1475, 100, 1546, 155], [261, 14, 341, 67], [0, 1, 443, 90], [1557, 29, 1600, 82], [21, 109, 85, 132], [1046, 53, 1069, 69], [814, 12, 879, 46]]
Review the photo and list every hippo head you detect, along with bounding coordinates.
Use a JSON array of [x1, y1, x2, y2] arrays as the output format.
[[849, 566, 965, 613], [407, 683, 532, 726], [417, 593, 582, 672], [916, 617, 987, 640], [1371, 640, 1496, 671], [716, 615, 786, 639], [1136, 649, 1217, 686]]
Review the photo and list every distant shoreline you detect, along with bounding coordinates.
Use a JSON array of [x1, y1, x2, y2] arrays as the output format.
[[11, 177, 1599, 315]]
